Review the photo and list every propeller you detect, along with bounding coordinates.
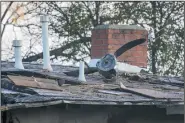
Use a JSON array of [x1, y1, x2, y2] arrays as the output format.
[[114, 38, 146, 58], [96, 38, 146, 80]]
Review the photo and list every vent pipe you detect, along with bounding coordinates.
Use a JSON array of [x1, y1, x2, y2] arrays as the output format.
[[13, 40, 24, 69], [40, 15, 53, 71], [78, 61, 86, 82]]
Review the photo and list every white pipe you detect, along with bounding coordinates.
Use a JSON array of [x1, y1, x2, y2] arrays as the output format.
[[13, 40, 24, 69], [40, 15, 53, 71], [78, 61, 86, 82]]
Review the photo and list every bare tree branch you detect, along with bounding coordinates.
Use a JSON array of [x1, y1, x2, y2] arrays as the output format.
[[1, 2, 13, 21], [22, 37, 91, 62]]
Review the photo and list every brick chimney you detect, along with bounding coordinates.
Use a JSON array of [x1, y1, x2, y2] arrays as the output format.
[[91, 25, 148, 68]]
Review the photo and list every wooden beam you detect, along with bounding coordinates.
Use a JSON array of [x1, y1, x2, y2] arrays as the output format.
[[119, 82, 184, 99], [7, 75, 63, 91]]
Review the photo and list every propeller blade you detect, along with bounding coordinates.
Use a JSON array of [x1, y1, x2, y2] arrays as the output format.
[[114, 38, 146, 58]]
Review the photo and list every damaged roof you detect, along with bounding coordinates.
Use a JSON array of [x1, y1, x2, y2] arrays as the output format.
[[1, 62, 184, 111]]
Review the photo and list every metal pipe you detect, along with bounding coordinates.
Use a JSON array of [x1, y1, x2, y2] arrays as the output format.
[[78, 61, 86, 82], [40, 15, 53, 71], [13, 40, 24, 69]]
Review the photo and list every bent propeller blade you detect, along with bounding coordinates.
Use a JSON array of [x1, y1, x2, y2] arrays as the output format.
[[114, 38, 146, 58]]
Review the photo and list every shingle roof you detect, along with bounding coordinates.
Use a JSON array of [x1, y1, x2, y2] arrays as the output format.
[[1, 62, 184, 111]]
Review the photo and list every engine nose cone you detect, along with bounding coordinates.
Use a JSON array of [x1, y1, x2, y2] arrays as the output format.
[[96, 54, 117, 79]]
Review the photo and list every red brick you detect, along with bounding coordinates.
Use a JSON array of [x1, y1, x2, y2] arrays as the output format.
[[92, 34, 100, 39], [108, 29, 120, 34], [107, 39, 121, 45], [137, 30, 146, 35], [108, 45, 121, 50], [120, 35, 128, 43], [131, 51, 143, 57], [91, 45, 108, 50], [118, 38, 127, 44], [142, 46, 148, 52], [131, 47, 137, 51], [136, 35, 144, 39], [99, 33, 108, 39], [91, 39, 104, 45], [102, 50, 114, 55], [135, 57, 146, 63], [97, 29, 107, 34], [124, 34, 135, 42], [124, 57, 136, 62], [92, 30, 97, 36], [112, 33, 121, 39], [143, 51, 147, 58], [119, 29, 126, 34], [128, 62, 136, 66], [140, 34, 148, 40], [140, 41, 148, 46], [92, 33, 108, 39], [128, 62, 146, 67], [143, 31, 148, 36], [117, 51, 131, 60], [142, 62, 148, 67], [106, 50, 115, 54], [107, 34, 112, 39], [92, 29, 108, 34], [91, 50, 104, 58], [134, 63, 145, 67], [120, 34, 126, 39], [111, 33, 125, 40], [136, 46, 145, 51], [91, 36, 95, 40], [121, 30, 132, 34], [119, 40, 128, 45], [131, 30, 137, 34]]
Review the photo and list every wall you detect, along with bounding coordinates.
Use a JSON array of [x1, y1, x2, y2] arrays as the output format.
[[4, 105, 184, 123]]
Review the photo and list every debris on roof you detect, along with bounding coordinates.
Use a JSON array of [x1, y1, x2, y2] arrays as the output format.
[[1, 62, 184, 111]]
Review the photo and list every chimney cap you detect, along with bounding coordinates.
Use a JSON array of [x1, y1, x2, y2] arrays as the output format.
[[40, 15, 49, 22], [93, 24, 146, 30], [13, 40, 22, 47]]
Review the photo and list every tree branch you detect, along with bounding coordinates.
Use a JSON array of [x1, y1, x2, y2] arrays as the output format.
[[22, 37, 91, 62], [1, 2, 13, 21]]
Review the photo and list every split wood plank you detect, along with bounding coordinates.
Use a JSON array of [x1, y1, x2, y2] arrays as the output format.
[[7, 75, 63, 91], [119, 83, 183, 99]]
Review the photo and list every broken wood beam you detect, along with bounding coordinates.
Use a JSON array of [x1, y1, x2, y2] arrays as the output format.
[[2, 69, 85, 85]]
